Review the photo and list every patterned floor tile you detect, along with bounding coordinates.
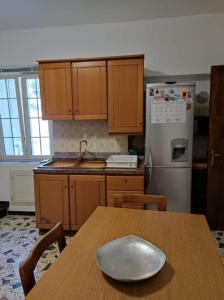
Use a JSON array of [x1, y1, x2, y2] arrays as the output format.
[[0, 215, 71, 300]]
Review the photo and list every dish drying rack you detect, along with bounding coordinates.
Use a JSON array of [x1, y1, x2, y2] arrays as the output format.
[[106, 155, 138, 168]]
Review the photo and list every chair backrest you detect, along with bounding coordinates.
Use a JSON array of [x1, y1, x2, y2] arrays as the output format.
[[19, 222, 66, 296], [113, 194, 167, 211]]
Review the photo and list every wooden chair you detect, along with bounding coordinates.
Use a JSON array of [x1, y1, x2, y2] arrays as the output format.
[[113, 194, 167, 211], [19, 222, 66, 296]]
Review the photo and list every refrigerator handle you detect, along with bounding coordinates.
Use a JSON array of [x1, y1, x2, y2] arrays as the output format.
[[144, 145, 153, 185], [149, 147, 153, 182]]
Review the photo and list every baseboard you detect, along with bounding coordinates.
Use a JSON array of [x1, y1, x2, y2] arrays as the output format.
[[8, 211, 35, 216], [9, 205, 35, 212]]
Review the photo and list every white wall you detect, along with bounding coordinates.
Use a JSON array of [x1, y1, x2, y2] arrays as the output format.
[[0, 13, 221, 211], [0, 13, 224, 75]]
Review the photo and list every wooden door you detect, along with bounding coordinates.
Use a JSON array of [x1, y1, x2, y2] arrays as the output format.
[[69, 175, 105, 230], [34, 174, 70, 229], [72, 61, 107, 120], [207, 66, 224, 229], [39, 62, 73, 120], [108, 58, 144, 133]]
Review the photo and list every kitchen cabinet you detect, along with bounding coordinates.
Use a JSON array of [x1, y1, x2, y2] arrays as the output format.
[[108, 58, 144, 133], [38, 55, 144, 133], [72, 61, 107, 120], [106, 175, 144, 207], [34, 174, 70, 229], [207, 65, 224, 229], [39, 62, 73, 120], [69, 175, 105, 230], [34, 173, 144, 230]]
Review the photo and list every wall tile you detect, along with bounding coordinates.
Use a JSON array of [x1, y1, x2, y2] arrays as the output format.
[[52, 120, 128, 153]]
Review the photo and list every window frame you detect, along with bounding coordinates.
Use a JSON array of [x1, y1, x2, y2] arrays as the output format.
[[0, 73, 52, 161], [0, 74, 26, 160], [21, 74, 53, 160]]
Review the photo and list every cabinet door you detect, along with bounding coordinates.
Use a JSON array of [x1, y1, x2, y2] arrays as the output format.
[[107, 190, 144, 207], [72, 61, 107, 120], [69, 175, 105, 230], [34, 174, 69, 229], [39, 62, 73, 120], [207, 66, 224, 229], [108, 58, 144, 133], [107, 175, 144, 191]]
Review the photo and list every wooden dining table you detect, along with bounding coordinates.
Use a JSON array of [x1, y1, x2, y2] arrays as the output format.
[[26, 207, 224, 299]]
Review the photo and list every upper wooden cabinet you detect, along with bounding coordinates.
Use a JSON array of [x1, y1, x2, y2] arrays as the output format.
[[72, 61, 107, 120], [108, 58, 144, 133], [38, 55, 144, 133], [39, 62, 73, 120]]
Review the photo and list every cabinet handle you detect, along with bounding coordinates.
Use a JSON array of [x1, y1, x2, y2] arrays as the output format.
[[70, 184, 74, 189], [124, 179, 127, 183], [68, 109, 72, 112]]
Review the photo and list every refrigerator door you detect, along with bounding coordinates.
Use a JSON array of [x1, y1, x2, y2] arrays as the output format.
[[145, 167, 192, 213], [145, 83, 195, 168]]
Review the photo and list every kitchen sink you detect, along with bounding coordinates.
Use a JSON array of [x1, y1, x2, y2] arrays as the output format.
[[41, 160, 79, 168], [77, 161, 106, 169], [39, 160, 106, 169]]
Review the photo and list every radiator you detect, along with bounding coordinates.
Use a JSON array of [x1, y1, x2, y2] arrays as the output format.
[[10, 171, 35, 212]]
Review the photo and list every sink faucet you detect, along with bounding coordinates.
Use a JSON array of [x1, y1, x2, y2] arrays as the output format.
[[79, 139, 87, 160]]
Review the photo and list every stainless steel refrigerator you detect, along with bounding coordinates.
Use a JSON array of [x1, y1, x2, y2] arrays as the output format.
[[145, 82, 195, 212]]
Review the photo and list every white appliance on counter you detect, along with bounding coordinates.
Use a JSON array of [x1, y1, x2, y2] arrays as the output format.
[[145, 82, 195, 212], [106, 155, 138, 168]]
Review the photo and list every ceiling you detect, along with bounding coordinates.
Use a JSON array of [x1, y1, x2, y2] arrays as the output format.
[[1, 0, 224, 31]]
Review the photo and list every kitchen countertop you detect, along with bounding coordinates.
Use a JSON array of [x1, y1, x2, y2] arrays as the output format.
[[33, 159, 145, 176]]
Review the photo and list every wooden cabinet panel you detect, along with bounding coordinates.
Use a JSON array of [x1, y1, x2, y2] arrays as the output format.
[[207, 65, 224, 229], [39, 62, 73, 120], [72, 61, 107, 120], [38, 55, 144, 126], [107, 190, 143, 207], [107, 175, 144, 191], [34, 174, 69, 229], [69, 175, 105, 230], [108, 58, 144, 133]]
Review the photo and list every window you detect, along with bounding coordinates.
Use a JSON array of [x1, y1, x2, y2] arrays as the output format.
[[22, 76, 51, 156], [0, 73, 51, 159], [0, 77, 24, 156]]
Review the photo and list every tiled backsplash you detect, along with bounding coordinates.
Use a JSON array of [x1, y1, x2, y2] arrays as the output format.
[[52, 120, 128, 153]]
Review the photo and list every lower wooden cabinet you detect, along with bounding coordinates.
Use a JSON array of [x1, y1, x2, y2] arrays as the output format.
[[34, 174, 70, 230], [69, 175, 105, 230], [34, 174, 144, 230], [107, 190, 143, 207], [106, 176, 144, 207]]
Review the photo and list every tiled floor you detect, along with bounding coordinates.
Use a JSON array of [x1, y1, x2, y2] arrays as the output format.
[[0, 214, 223, 300], [0, 215, 71, 300]]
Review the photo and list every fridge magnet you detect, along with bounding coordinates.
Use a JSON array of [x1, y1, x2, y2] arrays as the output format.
[[181, 91, 187, 100], [186, 103, 192, 110]]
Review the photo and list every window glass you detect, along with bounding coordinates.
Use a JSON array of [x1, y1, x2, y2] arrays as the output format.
[[0, 80, 7, 98], [4, 138, 14, 155], [25, 77, 50, 156], [0, 99, 10, 118], [0, 75, 51, 159]]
